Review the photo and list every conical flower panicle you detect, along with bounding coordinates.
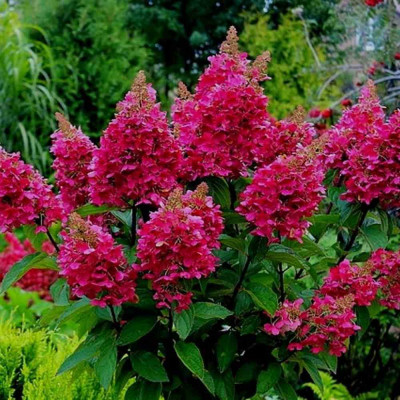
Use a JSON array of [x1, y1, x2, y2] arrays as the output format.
[[134, 183, 224, 312], [89, 71, 182, 207], [58, 213, 137, 307], [0, 148, 64, 233], [51, 113, 96, 213], [172, 27, 273, 180]]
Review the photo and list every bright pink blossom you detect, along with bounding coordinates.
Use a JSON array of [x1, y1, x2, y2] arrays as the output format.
[[264, 299, 304, 335], [320, 259, 379, 306], [134, 183, 223, 311], [89, 71, 182, 207], [0, 148, 64, 233], [51, 113, 96, 213], [173, 27, 273, 180], [369, 249, 400, 310], [0, 233, 58, 300], [237, 149, 325, 243], [58, 213, 137, 307]]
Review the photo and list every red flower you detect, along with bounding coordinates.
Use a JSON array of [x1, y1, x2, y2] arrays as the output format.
[[321, 108, 333, 119], [341, 99, 352, 107], [237, 145, 325, 243], [395, 52, 400, 60], [51, 113, 96, 213], [0, 148, 64, 233], [309, 108, 321, 118], [134, 183, 223, 311], [58, 213, 137, 307], [364, 0, 383, 6], [89, 71, 182, 207]]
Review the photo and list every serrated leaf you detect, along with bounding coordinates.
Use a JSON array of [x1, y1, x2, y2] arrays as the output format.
[[301, 358, 323, 392], [265, 247, 308, 269], [125, 381, 162, 400], [223, 211, 247, 225], [0, 252, 59, 294], [117, 315, 157, 346], [94, 340, 117, 389], [216, 334, 237, 373], [193, 302, 232, 320], [130, 351, 169, 382], [248, 236, 269, 262], [213, 369, 235, 400], [256, 363, 282, 394], [276, 378, 297, 400], [245, 283, 277, 315], [173, 307, 194, 340]]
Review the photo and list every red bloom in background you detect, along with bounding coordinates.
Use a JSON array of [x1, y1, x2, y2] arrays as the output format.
[[321, 108, 333, 119], [134, 183, 223, 311], [364, 0, 384, 6], [308, 108, 321, 118], [173, 27, 273, 180], [237, 142, 325, 243], [89, 71, 182, 208], [370, 249, 400, 310], [0, 233, 57, 300], [341, 99, 352, 107], [51, 113, 96, 213], [58, 213, 137, 307], [395, 52, 400, 60], [0, 148, 64, 233]]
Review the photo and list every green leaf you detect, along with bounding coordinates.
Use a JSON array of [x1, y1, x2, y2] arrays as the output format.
[[117, 315, 157, 346], [130, 351, 169, 382], [75, 203, 114, 217], [94, 339, 117, 389], [276, 378, 298, 400], [216, 334, 237, 373], [360, 224, 388, 251], [301, 358, 323, 392], [213, 370, 235, 400], [356, 306, 370, 335], [201, 371, 216, 395], [55, 297, 92, 326], [205, 177, 230, 210], [50, 278, 70, 306], [219, 234, 246, 254], [320, 352, 337, 374], [174, 341, 204, 380], [245, 283, 278, 315], [256, 363, 282, 394], [222, 211, 247, 225], [0, 252, 59, 294], [193, 302, 233, 320], [265, 247, 308, 269], [248, 236, 269, 262], [173, 307, 194, 340], [235, 362, 258, 384], [112, 209, 133, 228], [125, 381, 162, 400]]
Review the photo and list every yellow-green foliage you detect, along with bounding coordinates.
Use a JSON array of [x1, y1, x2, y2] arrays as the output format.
[[0, 322, 119, 400], [241, 13, 340, 118]]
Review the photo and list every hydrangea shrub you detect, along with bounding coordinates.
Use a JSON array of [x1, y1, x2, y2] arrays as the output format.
[[1, 27, 400, 399]]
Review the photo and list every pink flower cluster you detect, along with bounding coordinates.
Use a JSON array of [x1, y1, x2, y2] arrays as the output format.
[[89, 71, 182, 207], [58, 213, 137, 307], [51, 113, 96, 213], [134, 183, 223, 311], [173, 27, 273, 180], [324, 82, 400, 208], [320, 259, 379, 306], [0, 148, 64, 233], [0, 233, 57, 300], [369, 249, 400, 310], [237, 149, 325, 243]]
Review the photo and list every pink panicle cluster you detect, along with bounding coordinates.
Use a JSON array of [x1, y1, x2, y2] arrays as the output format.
[[89, 71, 182, 208], [0, 233, 57, 300], [134, 183, 224, 311], [369, 249, 400, 310], [58, 213, 137, 307], [172, 27, 273, 180], [266, 294, 360, 356], [320, 259, 379, 306], [256, 107, 315, 165], [0, 148, 64, 233], [324, 82, 400, 208], [51, 113, 96, 213], [237, 146, 325, 243]]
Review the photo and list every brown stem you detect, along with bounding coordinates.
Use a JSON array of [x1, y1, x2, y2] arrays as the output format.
[[230, 256, 251, 307]]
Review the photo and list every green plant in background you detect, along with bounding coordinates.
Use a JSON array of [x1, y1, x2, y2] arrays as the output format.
[[0, 321, 129, 400], [240, 12, 341, 118], [0, 1, 62, 173], [20, 0, 151, 137]]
